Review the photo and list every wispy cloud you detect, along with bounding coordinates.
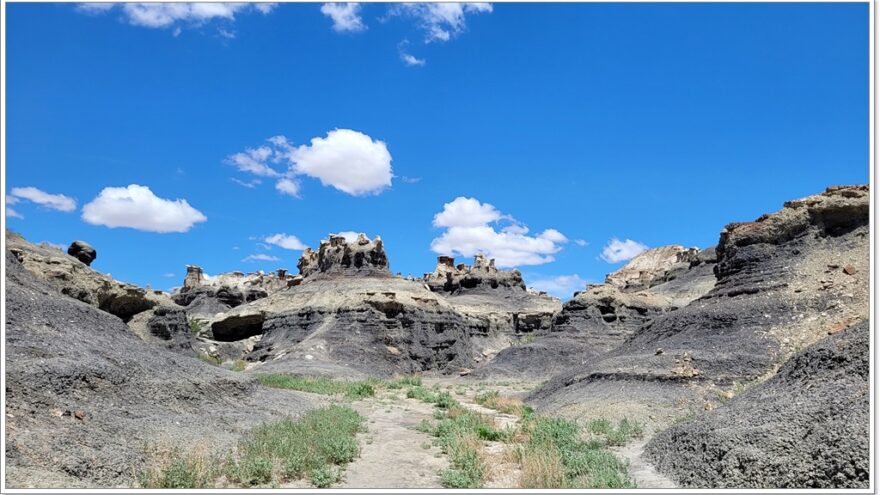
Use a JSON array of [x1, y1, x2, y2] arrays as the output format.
[[242, 253, 280, 262], [10, 187, 77, 212], [527, 274, 587, 299], [389, 3, 492, 43], [321, 3, 366, 32], [76, 3, 277, 34]]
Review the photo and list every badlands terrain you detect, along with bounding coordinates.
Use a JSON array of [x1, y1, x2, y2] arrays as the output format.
[[3, 185, 870, 489]]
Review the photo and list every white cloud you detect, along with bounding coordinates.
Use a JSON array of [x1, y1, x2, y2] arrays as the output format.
[[227, 146, 282, 177], [10, 187, 77, 212], [242, 253, 280, 262], [321, 3, 366, 32], [401, 53, 426, 67], [528, 274, 587, 299], [76, 3, 276, 31], [163, 272, 176, 277], [275, 178, 300, 197], [335, 231, 361, 242], [290, 129, 392, 196], [228, 129, 393, 197], [6, 207, 23, 219], [433, 197, 501, 228], [264, 233, 308, 250], [574, 239, 588, 247], [392, 3, 492, 43], [430, 197, 567, 267], [81, 184, 207, 233], [600, 238, 649, 263], [230, 177, 262, 188]]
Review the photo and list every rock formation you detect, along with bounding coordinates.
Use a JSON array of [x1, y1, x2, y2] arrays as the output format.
[[645, 320, 869, 488], [172, 265, 297, 317], [7, 232, 164, 321], [551, 245, 718, 353], [4, 243, 317, 488], [528, 185, 869, 443], [66, 240, 96, 266], [424, 254, 526, 292], [297, 233, 389, 278]]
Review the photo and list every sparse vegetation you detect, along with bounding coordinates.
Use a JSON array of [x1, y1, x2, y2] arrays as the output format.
[[516, 416, 636, 488], [231, 360, 248, 372], [255, 373, 376, 399], [474, 390, 529, 417], [139, 405, 365, 488], [197, 352, 222, 366], [188, 319, 204, 336], [385, 375, 423, 389]]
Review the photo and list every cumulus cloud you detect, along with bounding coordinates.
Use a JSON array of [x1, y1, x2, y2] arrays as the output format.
[[76, 3, 276, 32], [10, 187, 77, 212], [600, 238, 649, 263], [242, 253, 280, 262], [528, 274, 587, 299], [321, 3, 366, 32], [264, 233, 308, 250], [81, 184, 207, 233], [391, 3, 492, 43], [227, 129, 393, 197], [433, 197, 501, 228], [430, 197, 567, 267]]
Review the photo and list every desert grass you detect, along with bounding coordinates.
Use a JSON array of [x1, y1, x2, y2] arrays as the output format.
[[139, 405, 365, 488], [255, 373, 375, 399]]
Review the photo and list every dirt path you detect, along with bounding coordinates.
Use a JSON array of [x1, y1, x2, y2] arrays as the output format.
[[611, 439, 676, 488], [338, 391, 448, 488]]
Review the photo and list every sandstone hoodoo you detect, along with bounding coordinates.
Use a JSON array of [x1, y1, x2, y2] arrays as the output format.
[[298, 233, 389, 278], [172, 264, 297, 317], [424, 254, 526, 292], [67, 240, 96, 266]]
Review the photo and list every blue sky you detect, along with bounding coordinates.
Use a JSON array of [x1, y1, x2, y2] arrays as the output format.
[[4, 2, 869, 298]]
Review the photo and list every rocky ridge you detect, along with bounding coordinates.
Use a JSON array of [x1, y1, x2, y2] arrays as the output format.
[[527, 185, 869, 435]]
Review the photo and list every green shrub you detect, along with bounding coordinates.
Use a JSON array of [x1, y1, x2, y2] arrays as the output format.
[[309, 466, 339, 488], [231, 359, 248, 372], [188, 319, 204, 335]]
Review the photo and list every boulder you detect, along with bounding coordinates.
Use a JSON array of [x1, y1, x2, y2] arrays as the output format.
[[67, 240, 96, 266], [8, 232, 164, 321]]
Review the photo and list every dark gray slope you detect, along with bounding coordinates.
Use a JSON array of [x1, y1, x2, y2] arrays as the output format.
[[645, 321, 869, 488], [4, 249, 317, 488]]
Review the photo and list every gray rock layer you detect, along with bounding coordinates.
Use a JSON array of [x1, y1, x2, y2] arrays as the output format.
[[4, 249, 316, 488], [527, 185, 869, 424], [645, 321, 869, 488]]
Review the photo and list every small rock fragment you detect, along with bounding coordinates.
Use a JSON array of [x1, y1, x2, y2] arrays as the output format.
[[843, 265, 857, 275]]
